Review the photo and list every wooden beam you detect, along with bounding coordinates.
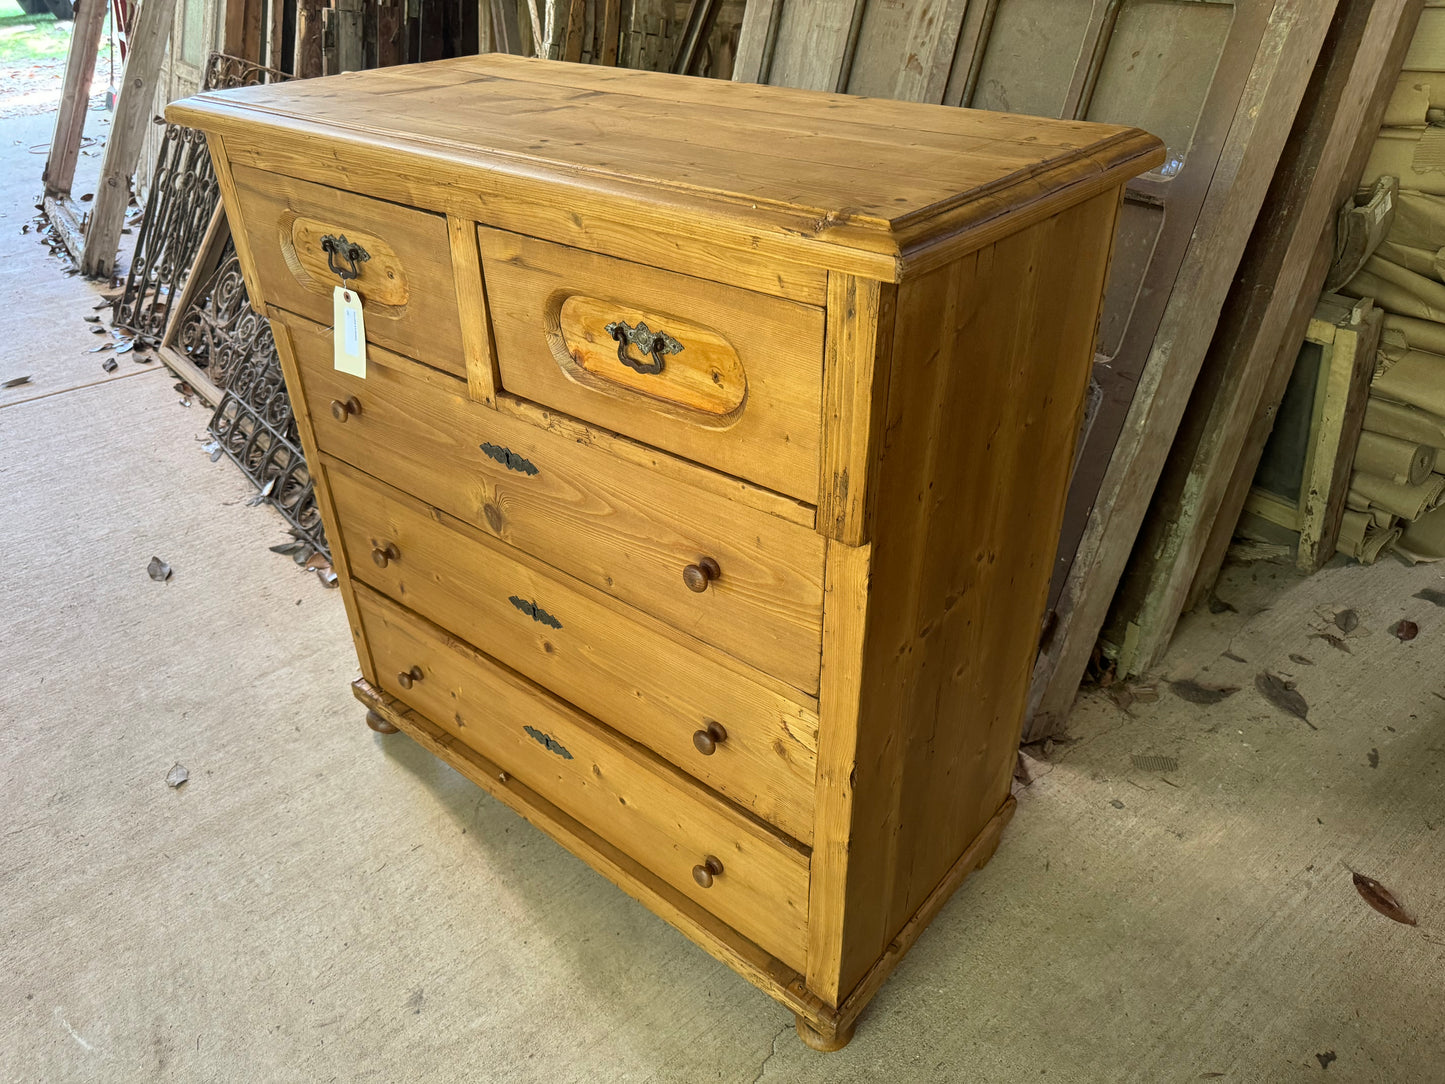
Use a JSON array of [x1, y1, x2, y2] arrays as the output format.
[[42, 195, 87, 264], [1107, 0, 1423, 677], [562, 0, 584, 61], [1025, 0, 1339, 737], [79, 0, 179, 280], [224, 0, 265, 62], [43, 0, 108, 199], [294, 0, 324, 78], [1185, 0, 1424, 614]]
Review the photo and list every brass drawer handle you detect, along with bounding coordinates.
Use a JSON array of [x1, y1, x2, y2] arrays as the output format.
[[692, 721, 727, 755], [682, 556, 720, 593], [371, 541, 400, 567], [320, 233, 370, 282], [396, 665, 423, 689], [330, 396, 361, 422], [692, 855, 724, 888], [606, 319, 683, 376]]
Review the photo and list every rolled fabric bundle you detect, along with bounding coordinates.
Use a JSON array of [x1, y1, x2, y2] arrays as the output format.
[[1347, 486, 1371, 512], [1363, 395, 1445, 445], [1337, 509, 1402, 564], [1372, 348, 1445, 417], [1354, 429, 1435, 485], [1342, 271, 1445, 323], [1351, 469, 1445, 520], [1398, 503, 1445, 560], [1382, 312, 1445, 357]]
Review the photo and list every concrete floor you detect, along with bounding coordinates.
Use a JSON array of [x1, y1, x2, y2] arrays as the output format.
[[3, 109, 1443, 1083]]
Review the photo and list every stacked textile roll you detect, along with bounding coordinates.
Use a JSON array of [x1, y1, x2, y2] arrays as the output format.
[[1341, 195, 1445, 561], [1339, 25, 1445, 563]]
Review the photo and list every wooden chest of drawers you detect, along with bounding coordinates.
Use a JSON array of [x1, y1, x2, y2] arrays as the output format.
[[170, 57, 1160, 1050]]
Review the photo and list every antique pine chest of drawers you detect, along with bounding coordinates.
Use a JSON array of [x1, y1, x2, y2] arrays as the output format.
[[170, 57, 1160, 1050]]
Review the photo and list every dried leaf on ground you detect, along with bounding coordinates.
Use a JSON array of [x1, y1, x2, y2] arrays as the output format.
[[1352, 872, 1417, 926], [101, 357, 117, 373], [115, 341, 134, 354], [1255, 672, 1313, 727], [1334, 609, 1359, 634], [1311, 632, 1352, 654], [165, 763, 188, 788], [1208, 595, 1238, 614], [1289, 653, 1314, 666], [83, 314, 99, 323], [1392, 619, 1419, 642], [1414, 588, 1445, 607], [89, 342, 113, 353], [147, 556, 172, 582], [303, 552, 331, 573], [246, 478, 277, 506], [1169, 679, 1239, 706], [173, 381, 194, 397], [2, 375, 31, 388]]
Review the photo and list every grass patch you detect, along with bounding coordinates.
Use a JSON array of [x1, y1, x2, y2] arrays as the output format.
[[0, 2, 77, 67]]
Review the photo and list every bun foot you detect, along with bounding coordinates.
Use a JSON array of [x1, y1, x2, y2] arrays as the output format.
[[794, 1014, 854, 1052], [365, 709, 400, 734]]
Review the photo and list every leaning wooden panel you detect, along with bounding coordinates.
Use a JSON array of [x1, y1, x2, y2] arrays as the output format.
[[174, 59, 1156, 1049]]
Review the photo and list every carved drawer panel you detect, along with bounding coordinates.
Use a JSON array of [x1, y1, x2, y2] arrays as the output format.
[[479, 227, 826, 502], [355, 582, 811, 970], [276, 311, 827, 695], [228, 165, 465, 375], [326, 457, 820, 843]]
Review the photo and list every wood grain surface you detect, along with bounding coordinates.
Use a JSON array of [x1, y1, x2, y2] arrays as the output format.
[[327, 458, 820, 843], [356, 585, 811, 970], [278, 311, 828, 695]]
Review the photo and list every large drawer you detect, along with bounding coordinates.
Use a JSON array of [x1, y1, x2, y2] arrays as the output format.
[[355, 583, 811, 971], [479, 228, 825, 503], [327, 457, 819, 843], [276, 311, 826, 695], [229, 164, 465, 376]]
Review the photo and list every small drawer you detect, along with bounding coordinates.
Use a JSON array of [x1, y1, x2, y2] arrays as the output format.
[[355, 583, 811, 971], [478, 228, 825, 503], [229, 164, 464, 375], [276, 312, 826, 695], [326, 458, 819, 844]]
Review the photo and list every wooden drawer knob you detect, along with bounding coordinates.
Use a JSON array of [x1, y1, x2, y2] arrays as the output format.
[[371, 542, 400, 567], [330, 396, 362, 422], [692, 721, 727, 755], [682, 556, 721, 593], [692, 855, 724, 888], [396, 665, 423, 689]]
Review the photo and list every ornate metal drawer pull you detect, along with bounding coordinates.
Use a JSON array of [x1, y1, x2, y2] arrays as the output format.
[[320, 234, 370, 281], [524, 725, 573, 760], [480, 441, 538, 476], [606, 319, 683, 375], [509, 595, 562, 629]]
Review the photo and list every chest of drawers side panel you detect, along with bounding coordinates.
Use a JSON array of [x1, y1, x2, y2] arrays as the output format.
[[808, 186, 1129, 1006], [206, 133, 380, 687]]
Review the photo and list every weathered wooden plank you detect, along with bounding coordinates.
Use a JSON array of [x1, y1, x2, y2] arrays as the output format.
[[42, 0, 108, 199], [1106, 0, 1422, 677], [1025, 0, 1339, 736], [1184, 0, 1425, 616], [80, 0, 180, 279]]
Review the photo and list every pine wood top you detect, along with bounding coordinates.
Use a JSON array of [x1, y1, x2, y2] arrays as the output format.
[[168, 56, 1162, 275]]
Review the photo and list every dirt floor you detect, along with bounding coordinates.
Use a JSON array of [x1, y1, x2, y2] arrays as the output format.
[[2, 46, 1443, 1084]]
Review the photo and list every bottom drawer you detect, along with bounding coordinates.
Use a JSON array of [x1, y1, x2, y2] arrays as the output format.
[[354, 583, 811, 971]]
